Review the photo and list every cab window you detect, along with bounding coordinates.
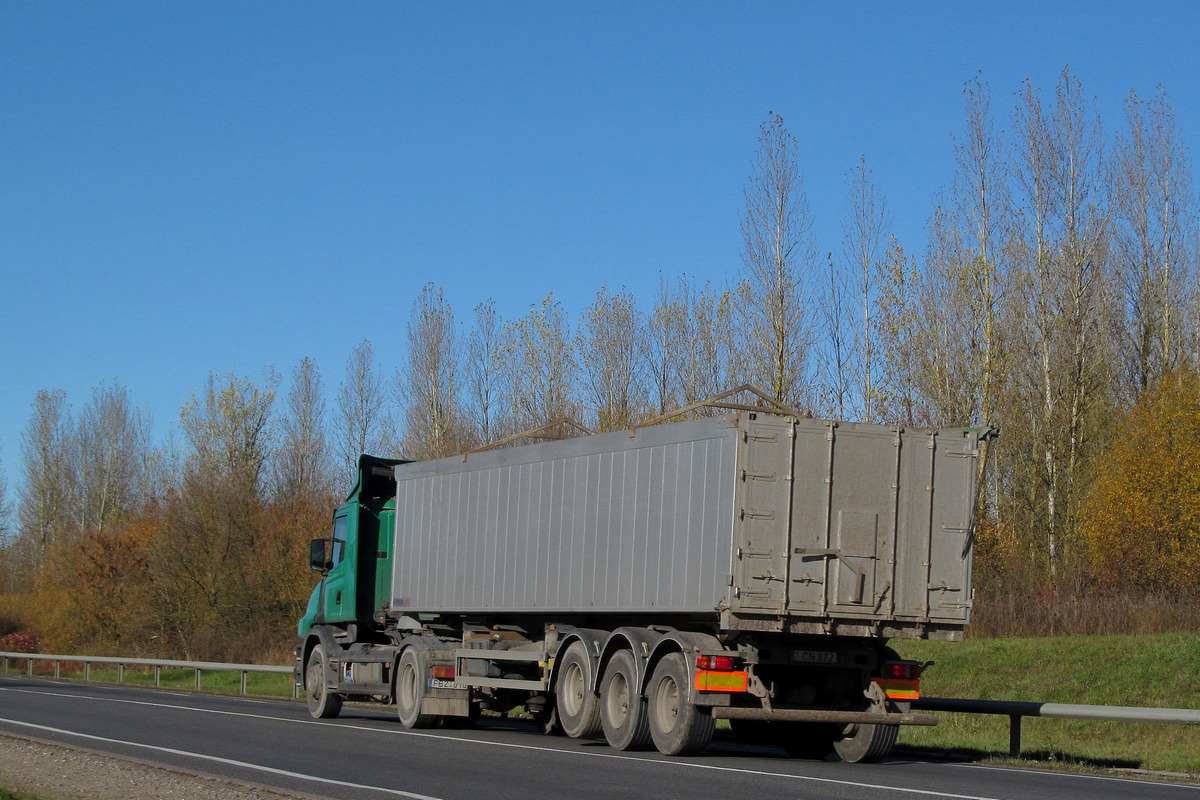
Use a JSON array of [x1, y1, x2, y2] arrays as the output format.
[[331, 515, 349, 567]]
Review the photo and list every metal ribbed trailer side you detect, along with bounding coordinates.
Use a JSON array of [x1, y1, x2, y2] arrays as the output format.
[[391, 416, 741, 615]]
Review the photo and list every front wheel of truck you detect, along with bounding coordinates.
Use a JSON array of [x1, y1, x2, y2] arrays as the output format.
[[305, 647, 343, 719]]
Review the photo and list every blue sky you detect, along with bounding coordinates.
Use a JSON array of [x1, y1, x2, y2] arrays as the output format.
[[3, 2, 1199, 487]]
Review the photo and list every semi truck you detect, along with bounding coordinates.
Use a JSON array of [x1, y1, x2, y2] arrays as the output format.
[[295, 388, 994, 761]]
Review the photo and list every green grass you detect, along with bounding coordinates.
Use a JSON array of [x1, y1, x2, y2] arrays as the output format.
[[891, 632, 1200, 774], [0, 789, 43, 800]]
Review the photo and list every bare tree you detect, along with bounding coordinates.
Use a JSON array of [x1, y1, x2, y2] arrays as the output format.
[[816, 253, 853, 418], [872, 239, 931, 426], [576, 287, 648, 430], [74, 381, 150, 535], [399, 284, 465, 459], [498, 293, 577, 432], [680, 278, 740, 405], [739, 113, 818, 404], [826, 157, 892, 421], [0, 446, 12, 546], [465, 300, 504, 447], [1111, 87, 1198, 398], [271, 357, 334, 503], [647, 277, 685, 414], [1009, 68, 1115, 577], [17, 389, 74, 573], [335, 340, 394, 479], [180, 370, 279, 496]]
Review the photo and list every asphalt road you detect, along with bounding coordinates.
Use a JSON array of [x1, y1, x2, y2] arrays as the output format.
[[0, 675, 1195, 800]]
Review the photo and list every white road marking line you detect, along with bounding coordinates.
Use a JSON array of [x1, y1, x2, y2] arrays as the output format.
[[0, 716, 443, 800], [1, 680, 1147, 799]]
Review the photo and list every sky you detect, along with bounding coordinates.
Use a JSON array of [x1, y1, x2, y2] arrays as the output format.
[[3, 1, 1200, 492]]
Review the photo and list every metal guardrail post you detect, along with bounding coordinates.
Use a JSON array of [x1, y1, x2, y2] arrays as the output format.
[[154, 665, 161, 687], [1008, 714, 1021, 758], [240, 670, 248, 696], [195, 668, 201, 691]]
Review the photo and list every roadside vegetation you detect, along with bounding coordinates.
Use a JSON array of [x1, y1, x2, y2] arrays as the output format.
[[893, 633, 1200, 774]]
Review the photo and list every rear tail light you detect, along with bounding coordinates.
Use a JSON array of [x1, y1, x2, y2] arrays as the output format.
[[432, 665, 456, 681], [694, 652, 748, 693], [875, 660, 921, 700], [882, 661, 922, 680], [696, 654, 738, 671]]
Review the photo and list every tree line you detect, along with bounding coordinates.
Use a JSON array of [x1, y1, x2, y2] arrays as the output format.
[[2, 67, 1198, 659]]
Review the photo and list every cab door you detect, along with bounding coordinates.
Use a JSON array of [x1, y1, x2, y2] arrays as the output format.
[[321, 512, 355, 623]]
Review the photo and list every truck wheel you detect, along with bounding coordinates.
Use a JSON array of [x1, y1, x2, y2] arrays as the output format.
[[396, 649, 437, 729], [647, 653, 714, 755], [599, 650, 652, 751], [832, 722, 898, 763], [555, 642, 602, 739], [305, 647, 343, 719]]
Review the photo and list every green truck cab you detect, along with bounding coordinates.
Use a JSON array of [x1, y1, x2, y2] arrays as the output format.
[[297, 455, 403, 640]]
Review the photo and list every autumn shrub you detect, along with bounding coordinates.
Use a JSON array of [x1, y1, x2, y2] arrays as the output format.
[[1078, 369, 1200, 598], [0, 632, 41, 653]]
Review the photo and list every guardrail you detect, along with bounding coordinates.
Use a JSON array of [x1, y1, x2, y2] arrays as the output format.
[[913, 696, 1200, 758], [0, 650, 296, 699]]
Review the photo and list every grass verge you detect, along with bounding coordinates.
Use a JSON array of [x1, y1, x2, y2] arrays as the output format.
[[891, 632, 1200, 774]]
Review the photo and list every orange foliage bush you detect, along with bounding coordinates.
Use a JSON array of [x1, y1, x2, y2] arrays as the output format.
[[1079, 369, 1200, 597]]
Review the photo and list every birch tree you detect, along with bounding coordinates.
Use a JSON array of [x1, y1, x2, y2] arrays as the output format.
[[271, 357, 334, 503], [576, 287, 647, 430], [1111, 87, 1198, 398], [465, 299, 504, 447], [838, 157, 891, 420], [336, 340, 394, 478], [17, 389, 74, 573], [498, 293, 577, 432], [739, 113, 818, 404], [1009, 68, 1115, 577], [74, 381, 150, 535], [399, 284, 465, 459]]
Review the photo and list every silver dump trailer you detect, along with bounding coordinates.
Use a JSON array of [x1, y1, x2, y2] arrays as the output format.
[[298, 401, 994, 761]]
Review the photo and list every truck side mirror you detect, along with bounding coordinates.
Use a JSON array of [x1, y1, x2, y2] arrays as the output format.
[[310, 538, 333, 572]]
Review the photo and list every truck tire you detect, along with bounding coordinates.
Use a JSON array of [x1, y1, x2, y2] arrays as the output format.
[[646, 653, 714, 756], [832, 722, 897, 763], [396, 648, 437, 729], [305, 647, 343, 719], [555, 642, 602, 739], [599, 650, 652, 751]]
